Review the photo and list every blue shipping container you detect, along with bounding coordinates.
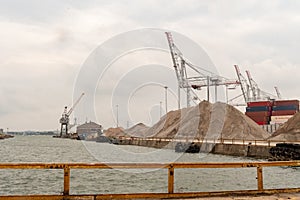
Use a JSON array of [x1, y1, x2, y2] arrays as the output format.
[[246, 106, 271, 112], [272, 105, 299, 111]]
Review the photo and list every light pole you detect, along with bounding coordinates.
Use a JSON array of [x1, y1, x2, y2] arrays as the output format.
[[159, 101, 162, 118], [116, 105, 119, 127], [164, 86, 168, 114]]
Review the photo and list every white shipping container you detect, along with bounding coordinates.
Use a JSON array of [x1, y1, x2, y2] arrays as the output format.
[[270, 115, 293, 121], [270, 121, 284, 125]]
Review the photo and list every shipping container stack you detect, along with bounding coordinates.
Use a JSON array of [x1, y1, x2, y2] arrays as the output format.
[[245, 101, 273, 125], [270, 100, 299, 124], [245, 100, 299, 125]]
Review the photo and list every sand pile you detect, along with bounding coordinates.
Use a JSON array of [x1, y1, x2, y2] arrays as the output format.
[[104, 127, 125, 138], [104, 101, 269, 140], [145, 101, 212, 138], [124, 123, 149, 137], [145, 101, 269, 140], [221, 103, 269, 140], [269, 112, 300, 141]]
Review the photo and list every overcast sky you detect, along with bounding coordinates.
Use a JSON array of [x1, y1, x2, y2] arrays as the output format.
[[1, 0, 300, 131]]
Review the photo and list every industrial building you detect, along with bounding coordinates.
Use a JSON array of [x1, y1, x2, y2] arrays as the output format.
[[76, 121, 103, 140]]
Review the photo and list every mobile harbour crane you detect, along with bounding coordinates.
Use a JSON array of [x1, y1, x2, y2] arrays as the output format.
[[59, 93, 85, 137]]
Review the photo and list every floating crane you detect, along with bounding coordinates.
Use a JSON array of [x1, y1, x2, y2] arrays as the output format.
[[165, 32, 240, 106], [59, 93, 85, 137]]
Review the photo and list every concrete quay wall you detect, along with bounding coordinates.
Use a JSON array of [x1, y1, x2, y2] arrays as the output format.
[[118, 139, 271, 158]]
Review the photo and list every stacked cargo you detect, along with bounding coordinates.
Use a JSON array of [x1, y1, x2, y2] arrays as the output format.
[[245, 100, 299, 125], [270, 100, 299, 124], [245, 101, 273, 125]]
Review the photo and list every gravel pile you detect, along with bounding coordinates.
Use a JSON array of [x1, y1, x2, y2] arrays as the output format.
[[269, 112, 300, 141], [106, 101, 269, 140]]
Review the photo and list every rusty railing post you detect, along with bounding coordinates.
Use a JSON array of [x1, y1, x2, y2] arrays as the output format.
[[63, 166, 70, 195], [257, 166, 263, 191], [168, 164, 174, 194]]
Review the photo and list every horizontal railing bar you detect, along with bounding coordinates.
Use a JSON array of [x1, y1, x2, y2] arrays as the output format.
[[1, 188, 300, 200], [0, 161, 299, 169], [172, 161, 300, 168]]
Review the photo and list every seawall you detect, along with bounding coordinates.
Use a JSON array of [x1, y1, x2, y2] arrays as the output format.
[[117, 139, 271, 159]]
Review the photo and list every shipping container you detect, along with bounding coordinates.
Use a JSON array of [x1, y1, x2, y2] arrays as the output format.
[[256, 121, 268, 125], [270, 121, 284, 125], [270, 115, 294, 121], [247, 101, 273, 107], [246, 106, 271, 112], [245, 111, 271, 117], [270, 120, 289, 124], [270, 115, 293, 124], [272, 105, 299, 111], [247, 116, 270, 122], [273, 100, 299, 106], [272, 110, 297, 116]]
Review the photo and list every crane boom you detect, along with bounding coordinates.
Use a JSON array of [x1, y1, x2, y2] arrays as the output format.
[[245, 70, 258, 101], [274, 86, 282, 99], [165, 32, 183, 87], [234, 65, 250, 102], [66, 92, 85, 116], [165, 32, 192, 107]]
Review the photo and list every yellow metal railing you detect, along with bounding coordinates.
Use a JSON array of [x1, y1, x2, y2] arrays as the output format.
[[0, 161, 299, 199]]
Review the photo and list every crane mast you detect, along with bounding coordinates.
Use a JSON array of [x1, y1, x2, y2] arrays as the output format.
[[274, 86, 282, 99], [234, 65, 250, 103], [246, 70, 260, 101], [59, 92, 85, 137], [165, 32, 182, 86], [165, 32, 191, 107]]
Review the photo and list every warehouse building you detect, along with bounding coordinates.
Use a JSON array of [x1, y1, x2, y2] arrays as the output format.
[[76, 121, 102, 140]]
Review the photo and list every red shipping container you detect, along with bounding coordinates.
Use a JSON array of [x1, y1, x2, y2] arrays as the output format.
[[247, 101, 273, 107], [248, 116, 270, 122], [245, 111, 271, 117], [273, 100, 299, 106], [256, 121, 267, 125], [272, 110, 297, 116], [246, 116, 270, 122]]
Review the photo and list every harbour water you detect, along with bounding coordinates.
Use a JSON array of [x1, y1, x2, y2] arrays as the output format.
[[0, 135, 299, 195]]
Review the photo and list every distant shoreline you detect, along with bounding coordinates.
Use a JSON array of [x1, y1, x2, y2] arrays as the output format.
[[0, 134, 14, 139]]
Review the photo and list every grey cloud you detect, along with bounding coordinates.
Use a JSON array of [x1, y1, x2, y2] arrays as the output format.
[[1, 0, 300, 130], [0, 0, 97, 24]]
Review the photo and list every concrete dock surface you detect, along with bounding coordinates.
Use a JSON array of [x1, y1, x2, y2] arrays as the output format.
[[179, 193, 300, 200]]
